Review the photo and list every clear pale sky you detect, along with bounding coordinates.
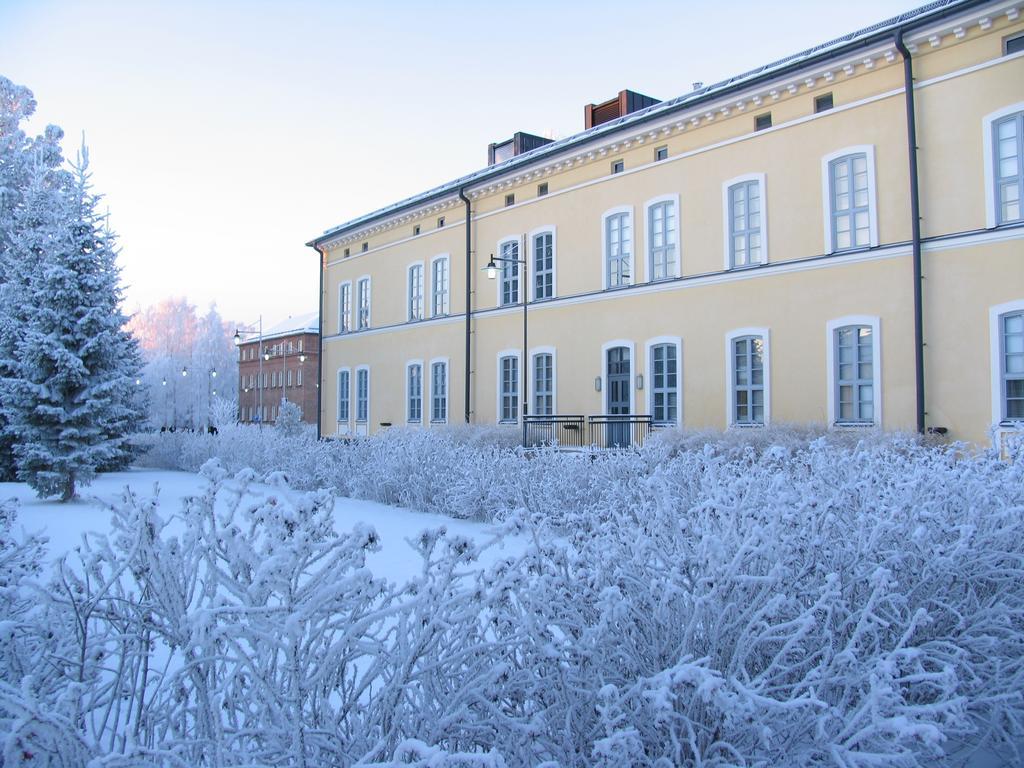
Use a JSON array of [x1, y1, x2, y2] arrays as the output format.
[[1, 0, 916, 327]]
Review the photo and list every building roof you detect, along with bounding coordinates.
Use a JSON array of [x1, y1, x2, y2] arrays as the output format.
[[242, 311, 319, 344], [308, 0, 985, 248]]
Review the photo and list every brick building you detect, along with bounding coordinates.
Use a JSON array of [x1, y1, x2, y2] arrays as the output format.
[[237, 312, 319, 425]]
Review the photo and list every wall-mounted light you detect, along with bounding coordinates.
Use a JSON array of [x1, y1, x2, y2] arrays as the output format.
[[594, 377, 602, 392], [181, 367, 188, 377], [636, 374, 644, 390]]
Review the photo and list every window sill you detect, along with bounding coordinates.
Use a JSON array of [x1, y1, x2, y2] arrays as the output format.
[[832, 421, 877, 429], [431, 419, 448, 425], [498, 419, 518, 425], [730, 422, 765, 429]]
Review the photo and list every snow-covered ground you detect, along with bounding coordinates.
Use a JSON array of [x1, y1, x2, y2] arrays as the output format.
[[0, 467, 523, 585]]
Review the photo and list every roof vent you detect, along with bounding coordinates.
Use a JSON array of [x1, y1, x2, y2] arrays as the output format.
[[488, 132, 554, 166], [692, 81, 704, 91], [584, 89, 660, 129]]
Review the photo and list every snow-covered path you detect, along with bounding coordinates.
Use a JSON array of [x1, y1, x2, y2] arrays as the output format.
[[0, 467, 523, 584]]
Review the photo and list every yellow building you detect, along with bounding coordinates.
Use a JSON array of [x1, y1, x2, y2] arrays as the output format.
[[308, 0, 1024, 450]]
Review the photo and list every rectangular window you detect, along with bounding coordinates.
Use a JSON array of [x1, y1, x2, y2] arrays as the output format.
[[297, 370, 302, 386], [605, 211, 631, 288], [651, 343, 678, 425], [414, 224, 421, 236], [1003, 311, 1024, 420], [499, 356, 519, 423], [1005, 33, 1024, 55], [361, 242, 368, 253], [733, 336, 765, 425], [408, 264, 424, 321], [612, 160, 624, 174], [648, 200, 678, 280], [337, 370, 350, 421], [356, 369, 369, 423], [431, 361, 447, 423], [829, 153, 870, 251], [655, 146, 668, 161], [437, 216, 445, 228], [343, 247, 350, 258], [357, 278, 370, 329], [533, 231, 554, 300], [287, 370, 293, 387], [729, 180, 763, 267], [533, 353, 553, 416], [993, 112, 1023, 225], [834, 326, 874, 423], [500, 239, 519, 306], [537, 182, 548, 196], [432, 256, 450, 316], [815, 93, 834, 113], [755, 113, 772, 131], [262, 372, 267, 388], [505, 193, 515, 207], [407, 364, 422, 423]]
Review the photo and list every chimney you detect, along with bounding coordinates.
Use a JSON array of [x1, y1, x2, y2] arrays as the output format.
[[584, 89, 660, 130], [488, 131, 555, 166], [692, 82, 704, 91]]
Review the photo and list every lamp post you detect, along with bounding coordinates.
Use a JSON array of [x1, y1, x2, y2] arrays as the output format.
[[485, 240, 529, 448], [234, 316, 264, 429]]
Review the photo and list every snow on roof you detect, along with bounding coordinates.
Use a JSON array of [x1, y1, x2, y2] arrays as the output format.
[[259, 311, 319, 341], [308, 0, 976, 246]]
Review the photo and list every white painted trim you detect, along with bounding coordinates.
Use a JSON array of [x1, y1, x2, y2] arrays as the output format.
[[496, 349, 522, 424], [725, 327, 771, 427], [983, 101, 1024, 229], [644, 335, 683, 426], [406, 260, 425, 322], [528, 225, 558, 300], [990, 299, 1024, 439], [335, 366, 351, 435], [528, 345, 558, 416], [405, 359, 424, 424], [601, 205, 635, 289], [428, 356, 450, 424], [825, 315, 882, 427], [356, 275, 372, 330], [337, 280, 352, 335], [821, 145, 879, 254], [354, 365, 370, 435], [429, 252, 451, 317], [495, 235, 523, 308], [643, 193, 681, 282], [721, 173, 769, 270], [600, 339, 637, 415]]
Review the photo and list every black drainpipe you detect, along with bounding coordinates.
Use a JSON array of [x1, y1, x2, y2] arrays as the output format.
[[458, 187, 472, 424], [312, 244, 326, 440], [895, 29, 926, 435]]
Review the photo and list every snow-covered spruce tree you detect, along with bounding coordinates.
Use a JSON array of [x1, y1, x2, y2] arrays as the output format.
[[0, 148, 146, 500], [0, 76, 65, 481]]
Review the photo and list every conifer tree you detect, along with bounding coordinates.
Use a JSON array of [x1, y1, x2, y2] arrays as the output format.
[[0, 148, 146, 500]]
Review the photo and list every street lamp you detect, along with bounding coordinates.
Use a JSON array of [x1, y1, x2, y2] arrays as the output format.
[[485, 243, 529, 448], [234, 316, 264, 429]]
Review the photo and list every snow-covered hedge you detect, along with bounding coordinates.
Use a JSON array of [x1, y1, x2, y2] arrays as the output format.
[[3, 436, 1024, 765]]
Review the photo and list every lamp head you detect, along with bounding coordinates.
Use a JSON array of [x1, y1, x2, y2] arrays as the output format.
[[485, 254, 498, 280], [233, 331, 241, 346]]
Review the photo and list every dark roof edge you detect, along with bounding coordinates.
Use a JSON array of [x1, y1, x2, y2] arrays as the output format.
[[307, 0, 988, 248]]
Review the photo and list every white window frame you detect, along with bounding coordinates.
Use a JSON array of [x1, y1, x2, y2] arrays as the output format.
[[599, 339, 637, 415], [407, 261, 425, 322], [821, 145, 878, 253], [430, 253, 450, 317], [429, 356, 449, 424], [721, 173, 768, 269], [356, 275, 371, 330], [725, 327, 771, 427], [644, 194, 680, 282], [528, 345, 557, 417], [336, 367, 351, 435], [338, 280, 352, 334], [644, 335, 683, 427], [991, 299, 1024, 435], [528, 226, 557, 301], [355, 365, 370, 434], [826, 315, 882, 427], [496, 349, 521, 424], [406, 359, 423, 424], [601, 206, 634, 290], [983, 102, 1024, 228], [495, 235, 522, 307]]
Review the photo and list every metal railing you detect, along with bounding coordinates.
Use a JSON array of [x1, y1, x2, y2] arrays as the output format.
[[523, 414, 654, 449], [588, 414, 653, 449], [524, 414, 586, 448]]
